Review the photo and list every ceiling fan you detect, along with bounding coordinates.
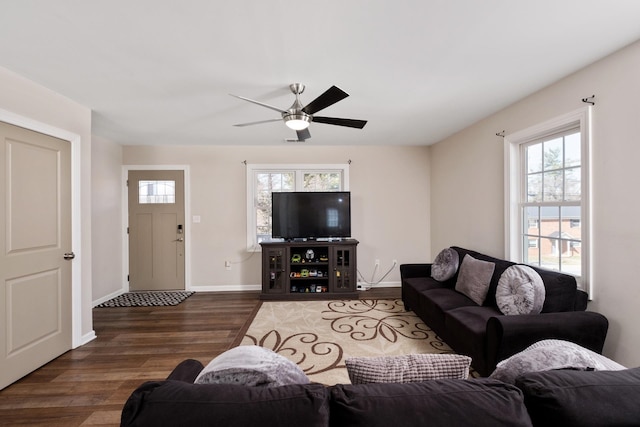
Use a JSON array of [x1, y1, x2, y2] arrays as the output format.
[[230, 83, 367, 141]]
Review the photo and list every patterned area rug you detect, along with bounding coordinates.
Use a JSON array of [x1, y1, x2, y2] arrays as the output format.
[[241, 299, 453, 385], [96, 291, 194, 307]]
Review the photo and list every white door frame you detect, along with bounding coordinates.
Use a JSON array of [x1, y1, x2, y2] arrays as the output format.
[[122, 165, 191, 291], [0, 108, 84, 348]]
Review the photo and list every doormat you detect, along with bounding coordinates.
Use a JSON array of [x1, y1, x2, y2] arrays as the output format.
[[95, 291, 194, 308]]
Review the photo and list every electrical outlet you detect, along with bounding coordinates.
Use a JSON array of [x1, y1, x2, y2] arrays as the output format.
[[392, 259, 398, 266], [375, 259, 380, 267], [225, 260, 231, 270]]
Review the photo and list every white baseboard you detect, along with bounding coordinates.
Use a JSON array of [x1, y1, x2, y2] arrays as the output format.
[[187, 284, 262, 292], [74, 330, 97, 349], [92, 288, 126, 307]]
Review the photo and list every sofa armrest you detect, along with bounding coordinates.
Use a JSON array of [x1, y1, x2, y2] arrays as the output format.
[[486, 311, 609, 375], [166, 359, 204, 383], [399, 263, 432, 280]]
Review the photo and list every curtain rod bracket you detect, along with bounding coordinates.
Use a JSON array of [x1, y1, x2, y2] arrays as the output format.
[[496, 130, 505, 138], [582, 95, 595, 105]]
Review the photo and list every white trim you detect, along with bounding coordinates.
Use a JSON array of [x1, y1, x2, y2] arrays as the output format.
[[245, 163, 350, 250], [122, 165, 192, 290], [92, 288, 126, 307], [504, 106, 592, 295], [0, 108, 87, 348]]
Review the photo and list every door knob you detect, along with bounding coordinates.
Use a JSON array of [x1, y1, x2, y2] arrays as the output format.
[[63, 252, 75, 260]]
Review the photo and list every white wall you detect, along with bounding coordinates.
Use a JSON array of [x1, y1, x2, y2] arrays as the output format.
[[91, 136, 123, 303], [0, 66, 94, 345], [122, 145, 431, 291], [429, 39, 640, 367]]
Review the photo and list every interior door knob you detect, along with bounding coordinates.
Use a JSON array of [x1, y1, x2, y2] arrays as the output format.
[[63, 252, 75, 260]]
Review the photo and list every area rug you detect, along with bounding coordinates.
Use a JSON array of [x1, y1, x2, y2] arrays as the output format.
[[95, 291, 194, 307], [240, 299, 453, 385]]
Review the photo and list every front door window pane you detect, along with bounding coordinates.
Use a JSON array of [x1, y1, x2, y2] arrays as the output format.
[[138, 180, 175, 204]]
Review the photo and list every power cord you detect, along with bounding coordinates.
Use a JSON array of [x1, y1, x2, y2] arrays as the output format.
[[357, 260, 398, 290]]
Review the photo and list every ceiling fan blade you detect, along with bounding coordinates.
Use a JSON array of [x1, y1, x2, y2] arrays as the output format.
[[229, 94, 287, 114], [302, 86, 349, 115], [312, 116, 367, 129], [296, 128, 311, 141], [233, 118, 282, 127]]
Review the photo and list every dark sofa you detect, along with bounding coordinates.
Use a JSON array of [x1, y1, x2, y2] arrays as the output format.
[[400, 246, 609, 376], [121, 359, 640, 427]]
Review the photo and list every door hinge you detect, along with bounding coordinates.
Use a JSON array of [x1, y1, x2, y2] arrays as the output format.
[[127, 227, 129, 234], [127, 274, 130, 281], [126, 179, 129, 186]]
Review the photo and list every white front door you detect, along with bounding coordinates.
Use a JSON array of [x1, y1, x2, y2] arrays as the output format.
[[0, 121, 72, 390], [128, 170, 185, 290]]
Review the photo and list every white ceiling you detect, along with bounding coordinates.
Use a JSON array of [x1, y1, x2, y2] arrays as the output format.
[[1, 1, 640, 146]]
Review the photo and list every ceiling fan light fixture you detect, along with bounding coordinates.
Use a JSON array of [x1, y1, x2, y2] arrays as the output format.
[[284, 113, 311, 130]]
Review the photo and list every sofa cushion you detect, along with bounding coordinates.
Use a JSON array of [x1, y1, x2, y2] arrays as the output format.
[[431, 247, 459, 281], [455, 254, 495, 305], [418, 288, 478, 333], [496, 265, 545, 315], [330, 379, 533, 427], [516, 367, 640, 427], [490, 340, 598, 384], [120, 381, 330, 427], [403, 276, 449, 294], [194, 345, 309, 387], [444, 306, 499, 373], [345, 353, 471, 384]]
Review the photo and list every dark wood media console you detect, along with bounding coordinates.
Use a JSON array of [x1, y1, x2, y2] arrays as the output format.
[[260, 239, 358, 300]]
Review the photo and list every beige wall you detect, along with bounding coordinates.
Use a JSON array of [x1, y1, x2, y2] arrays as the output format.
[[0, 66, 94, 345], [91, 136, 123, 301], [121, 145, 431, 292], [429, 40, 640, 367]]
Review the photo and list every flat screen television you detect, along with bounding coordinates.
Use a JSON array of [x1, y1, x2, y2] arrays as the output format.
[[272, 191, 351, 241]]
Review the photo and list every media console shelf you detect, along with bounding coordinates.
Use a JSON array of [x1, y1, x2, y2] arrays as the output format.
[[260, 239, 358, 300]]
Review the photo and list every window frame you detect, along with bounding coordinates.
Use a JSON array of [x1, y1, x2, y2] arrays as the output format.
[[504, 107, 592, 295], [246, 163, 350, 250]]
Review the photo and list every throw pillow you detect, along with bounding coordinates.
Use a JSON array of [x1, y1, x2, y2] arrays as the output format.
[[431, 247, 460, 281], [194, 345, 309, 387], [455, 254, 495, 305], [496, 265, 545, 315], [489, 341, 598, 384], [345, 353, 471, 384], [527, 339, 626, 371]]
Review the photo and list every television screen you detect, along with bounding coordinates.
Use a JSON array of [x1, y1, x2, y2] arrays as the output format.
[[272, 191, 351, 240]]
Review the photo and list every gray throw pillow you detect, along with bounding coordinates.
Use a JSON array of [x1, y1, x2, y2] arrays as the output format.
[[496, 265, 545, 315], [194, 345, 309, 387], [455, 254, 495, 305], [345, 353, 471, 384], [431, 248, 460, 281], [490, 341, 599, 384]]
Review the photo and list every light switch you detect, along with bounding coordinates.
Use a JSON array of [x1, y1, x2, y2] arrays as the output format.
[[193, 215, 201, 223]]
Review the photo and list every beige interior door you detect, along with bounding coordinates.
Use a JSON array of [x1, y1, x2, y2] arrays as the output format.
[[0, 121, 72, 390], [128, 170, 185, 290]]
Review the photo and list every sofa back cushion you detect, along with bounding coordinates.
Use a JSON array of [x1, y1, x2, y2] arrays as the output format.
[[120, 381, 330, 427], [451, 247, 579, 312], [515, 367, 640, 427], [330, 379, 533, 427], [451, 247, 516, 309]]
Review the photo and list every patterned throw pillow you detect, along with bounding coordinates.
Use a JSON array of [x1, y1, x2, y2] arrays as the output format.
[[345, 353, 471, 384], [496, 265, 545, 315], [194, 346, 309, 387], [455, 254, 495, 305], [490, 341, 602, 384], [431, 248, 460, 281]]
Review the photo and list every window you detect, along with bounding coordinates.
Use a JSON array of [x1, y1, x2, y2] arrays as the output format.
[[138, 180, 175, 204], [246, 164, 349, 249], [505, 108, 591, 293]]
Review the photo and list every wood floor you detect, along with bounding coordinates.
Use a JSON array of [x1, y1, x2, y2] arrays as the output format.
[[0, 288, 400, 426]]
